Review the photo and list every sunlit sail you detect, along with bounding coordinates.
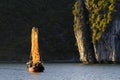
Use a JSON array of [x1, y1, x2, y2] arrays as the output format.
[[26, 27, 44, 72], [31, 27, 40, 65]]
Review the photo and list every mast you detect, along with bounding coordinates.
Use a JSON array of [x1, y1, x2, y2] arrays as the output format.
[[31, 27, 41, 65]]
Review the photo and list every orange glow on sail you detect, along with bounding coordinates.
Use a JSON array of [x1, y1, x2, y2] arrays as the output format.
[[31, 27, 40, 65]]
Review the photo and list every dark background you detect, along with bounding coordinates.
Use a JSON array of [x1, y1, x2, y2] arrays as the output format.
[[0, 0, 79, 62]]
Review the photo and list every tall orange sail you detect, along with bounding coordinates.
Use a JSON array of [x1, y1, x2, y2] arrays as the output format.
[[26, 27, 44, 72], [31, 27, 40, 65]]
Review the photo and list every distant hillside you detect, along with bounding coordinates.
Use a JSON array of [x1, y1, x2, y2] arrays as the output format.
[[0, 0, 79, 62]]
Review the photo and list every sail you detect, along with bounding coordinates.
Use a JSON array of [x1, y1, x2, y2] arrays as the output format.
[[31, 27, 41, 65]]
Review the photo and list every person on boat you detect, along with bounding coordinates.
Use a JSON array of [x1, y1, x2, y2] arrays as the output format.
[[26, 60, 33, 68]]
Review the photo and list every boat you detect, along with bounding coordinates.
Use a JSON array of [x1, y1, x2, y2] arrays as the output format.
[[26, 27, 44, 72]]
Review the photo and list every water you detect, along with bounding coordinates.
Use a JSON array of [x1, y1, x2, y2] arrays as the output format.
[[0, 63, 120, 80]]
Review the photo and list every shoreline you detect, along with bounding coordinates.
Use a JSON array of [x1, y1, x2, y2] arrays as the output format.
[[0, 60, 120, 64]]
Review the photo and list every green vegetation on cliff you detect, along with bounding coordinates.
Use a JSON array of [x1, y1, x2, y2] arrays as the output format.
[[73, 0, 116, 43], [86, 0, 116, 43]]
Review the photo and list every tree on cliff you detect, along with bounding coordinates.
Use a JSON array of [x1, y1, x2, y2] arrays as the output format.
[[73, 0, 116, 63]]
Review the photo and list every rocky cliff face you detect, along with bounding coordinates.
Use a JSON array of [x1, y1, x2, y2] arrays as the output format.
[[94, 3, 120, 63], [73, 0, 97, 63]]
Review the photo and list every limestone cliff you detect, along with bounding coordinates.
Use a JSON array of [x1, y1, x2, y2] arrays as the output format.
[[94, 3, 120, 63]]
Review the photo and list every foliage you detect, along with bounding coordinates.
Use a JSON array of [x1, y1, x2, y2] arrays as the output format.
[[85, 0, 116, 43], [73, 1, 79, 16], [73, 1, 81, 32], [73, 1, 85, 32]]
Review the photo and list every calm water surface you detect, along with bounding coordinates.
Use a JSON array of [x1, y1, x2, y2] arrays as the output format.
[[0, 63, 120, 80]]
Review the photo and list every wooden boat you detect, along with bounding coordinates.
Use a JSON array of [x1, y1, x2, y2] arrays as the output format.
[[26, 27, 44, 72]]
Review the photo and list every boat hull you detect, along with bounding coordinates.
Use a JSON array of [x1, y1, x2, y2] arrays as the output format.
[[27, 62, 44, 72]]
